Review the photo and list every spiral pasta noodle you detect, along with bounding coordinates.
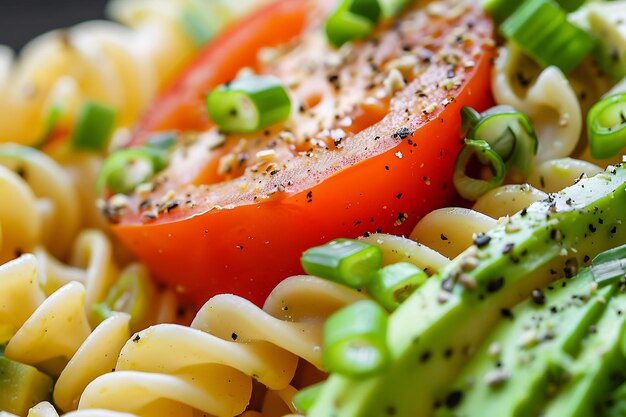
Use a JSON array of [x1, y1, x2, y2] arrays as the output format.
[[1, 2, 625, 417], [0, 0, 271, 146], [0, 147, 184, 415], [0, 249, 184, 415], [75, 276, 367, 417]]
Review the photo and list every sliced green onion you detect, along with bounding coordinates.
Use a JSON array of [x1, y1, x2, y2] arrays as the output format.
[[292, 382, 325, 413], [500, 0, 596, 74], [590, 244, 626, 287], [481, 0, 525, 25], [206, 75, 291, 133], [367, 262, 427, 312], [464, 105, 538, 176], [593, 243, 626, 266], [145, 132, 177, 151], [96, 147, 167, 195], [607, 383, 626, 417], [180, 0, 218, 46], [71, 100, 116, 151], [301, 239, 382, 288], [482, 0, 584, 24], [460, 106, 481, 139], [453, 139, 506, 201], [556, 0, 586, 12], [379, 0, 410, 17], [325, 0, 382, 47], [587, 93, 626, 159], [34, 105, 62, 149], [323, 300, 389, 377], [92, 264, 151, 329]]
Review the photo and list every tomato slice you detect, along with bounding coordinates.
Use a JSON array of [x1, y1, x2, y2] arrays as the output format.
[[129, 0, 330, 144], [111, 1, 495, 307]]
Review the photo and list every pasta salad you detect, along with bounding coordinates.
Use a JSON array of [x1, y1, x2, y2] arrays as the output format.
[[0, 0, 625, 416]]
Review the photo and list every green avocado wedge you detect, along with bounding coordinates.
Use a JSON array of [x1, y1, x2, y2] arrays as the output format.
[[307, 163, 626, 417], [437, 249, 626, 417], [0, 355, 53, 415]]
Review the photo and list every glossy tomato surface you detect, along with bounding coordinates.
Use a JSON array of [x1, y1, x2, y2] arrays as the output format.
[[111, 0, 495, 307], [129, 0, 332, 143]]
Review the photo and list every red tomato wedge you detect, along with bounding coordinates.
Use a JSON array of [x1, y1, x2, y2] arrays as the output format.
[[108, 0, 495, 307], [129, 0, 331, 143]]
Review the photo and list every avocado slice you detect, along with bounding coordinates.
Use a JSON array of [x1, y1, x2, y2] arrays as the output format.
[[605, 382, 626, 417], [308, 164, 626, 417], [540, 288, 626, 417], [436, 254, 626, 417], [0, 355, 53, 416]]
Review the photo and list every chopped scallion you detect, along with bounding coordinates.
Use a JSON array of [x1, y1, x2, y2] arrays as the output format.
[[206, 75, 291, 133], [453, 139, 506, 201], [593, 243, 626, 266], [500, 0, 596, 74], [323, 300, 389, 377], [463, 105, 538, 176], [92, 264, 151, 329], [587, 93, 626, 159], [590, 244, 626, 287], [379, 0, 411, 17], [556, 0, 585, 12], [180, 0, 218, 46], [96, 147, 168, 195], [460, 106, 481, 139], [71, 100, 116, 151], [367, 262, 427, 312], [482, 0, 585, 24], [145, 132, 177, 151], [301, 239, 382, 288], [34, 105, 62, 149], [292, 382, 325, 413], [325, 0, 382, 47], [482, 0, 524, 24]]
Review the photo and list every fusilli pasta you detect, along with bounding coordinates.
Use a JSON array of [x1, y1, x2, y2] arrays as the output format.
[[0, 0, 269, 146], [0, 1, 625, 417]]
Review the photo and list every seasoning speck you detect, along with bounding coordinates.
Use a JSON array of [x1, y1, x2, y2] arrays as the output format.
[[445, 390, 463, 409], [473, 233, 491, 248], [486, 276, 504, 293], [531, 288, 545, 305], [393, 127, 413, 139]]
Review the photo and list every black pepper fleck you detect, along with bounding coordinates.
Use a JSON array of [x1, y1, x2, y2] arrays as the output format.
[[473, 233, 491, 248], [500, 308, 514, 319], [564, 258, 578, 278], [531, 288, 545, 305], [393, 127, 413, 139], [486, 277, 505, 293], [445, 390, 463, 409]]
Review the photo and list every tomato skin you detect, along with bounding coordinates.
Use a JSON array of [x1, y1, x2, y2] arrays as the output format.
[[114, 48, 494, 307], [129, 0, 322, 144]]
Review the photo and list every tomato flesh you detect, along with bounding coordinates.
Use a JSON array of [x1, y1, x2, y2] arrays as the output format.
[[112, 1, 495, 307], [129, 0, 329, 144]]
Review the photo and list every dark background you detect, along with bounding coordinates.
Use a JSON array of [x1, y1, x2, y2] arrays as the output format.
[[0, 0, 109, 50]]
